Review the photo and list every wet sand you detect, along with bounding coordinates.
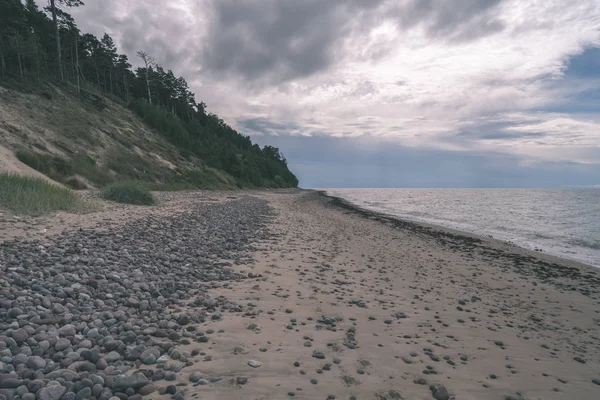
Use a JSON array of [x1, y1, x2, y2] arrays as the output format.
[[146, 189, 600, 400]]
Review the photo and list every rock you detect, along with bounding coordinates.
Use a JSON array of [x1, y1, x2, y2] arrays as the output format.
[[58, 325, 76, 337], [247, 360, 261, 368], [26, 356, 46, 370], [140, 348, 160, 364], [236, 377, 248, 385], [0, 378, 22, 389], [504, 395, 524, 400], [37, 383, 67, 400], [166, 386, 177, 395], [430, 384, 450, 400], [138, 384, 156, 396], [573, 356, 586, 364], [75, 387, 92, 400], [27, 380, 45, 393], [593, 378, 600, 386], [113, 374, 149, 391], [55, 338, 70, 351], [105, 352, 121, 363], [189, 373, 202, 383], [11, 329, 29, 343]]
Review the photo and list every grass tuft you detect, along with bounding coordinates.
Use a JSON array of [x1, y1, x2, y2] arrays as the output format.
[[100, 181, 155, 205], [0, 173, 81, 215]]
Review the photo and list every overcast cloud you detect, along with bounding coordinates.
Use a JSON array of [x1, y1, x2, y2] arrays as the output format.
[[68, 0, 600, 187]]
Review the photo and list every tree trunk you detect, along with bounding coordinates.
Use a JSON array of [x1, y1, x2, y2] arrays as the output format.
[[74, 35, 80, 93], [0, 44, 6, 78], [94, 59, 100, 88], [50, 0, 63, 80], [145, 69, 152, 104], [33, 36, 40, 83], [70, 46, 75, 82], [15, 36, 24, 79], [123, 71, 128, 102]]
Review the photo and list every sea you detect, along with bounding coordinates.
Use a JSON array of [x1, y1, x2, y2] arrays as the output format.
[[323, 188, 600, 268]]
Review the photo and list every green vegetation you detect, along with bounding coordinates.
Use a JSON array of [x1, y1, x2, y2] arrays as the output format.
[[100, 181, 155, 205], [0, 173, 81, 215], [1, 0, 299, 189], [16, 150, 114, 189]]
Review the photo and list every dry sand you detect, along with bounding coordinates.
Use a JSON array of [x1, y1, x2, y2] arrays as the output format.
[[144, 190, 600, 400], [3, 189, 600, 399]]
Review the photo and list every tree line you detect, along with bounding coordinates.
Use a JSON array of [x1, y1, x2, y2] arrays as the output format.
[[0, 0, 299, 188]]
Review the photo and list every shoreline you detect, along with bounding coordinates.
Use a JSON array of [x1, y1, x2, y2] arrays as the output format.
[[314, 189, 600, 272]]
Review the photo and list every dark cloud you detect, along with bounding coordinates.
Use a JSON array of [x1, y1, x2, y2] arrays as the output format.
[[69, 0, 509, 87], [202, 0, 385, 85], [201, 0, 507, 84], [390, 0, 507, 43]]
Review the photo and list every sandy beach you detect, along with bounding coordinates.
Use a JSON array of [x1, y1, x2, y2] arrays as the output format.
[[2, 189, 600, 400], [164, 190, 600, 400]]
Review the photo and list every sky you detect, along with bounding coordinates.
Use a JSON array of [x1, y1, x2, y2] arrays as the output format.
[[67, 0, 600, 188]]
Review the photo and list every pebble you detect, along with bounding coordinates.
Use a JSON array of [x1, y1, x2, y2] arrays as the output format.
[[248, 360, 262, 368], [0, 198, 271, 400]]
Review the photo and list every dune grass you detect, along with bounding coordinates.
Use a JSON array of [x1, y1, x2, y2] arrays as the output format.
[[100, 181, 155, 205], [0, 173, 82, 215]]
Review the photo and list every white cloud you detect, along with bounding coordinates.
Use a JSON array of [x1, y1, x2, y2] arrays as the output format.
[[69, 0, 600, 166]]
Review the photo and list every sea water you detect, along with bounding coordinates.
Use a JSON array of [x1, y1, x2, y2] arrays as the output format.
[[324, 188, 600, 268]]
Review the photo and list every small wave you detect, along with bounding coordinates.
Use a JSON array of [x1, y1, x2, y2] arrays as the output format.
[[566, 238, 600, 250]]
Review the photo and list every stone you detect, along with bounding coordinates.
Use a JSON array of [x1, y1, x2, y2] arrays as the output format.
[[26, 356, 46, 370], [55, 338, 70, 351], [11, 329, 29, 343], [113, 374, 149, 391], [37, 384, 67, 400], [140, 348, 160, 365], [430, 384, 450, 400], [247, 360, 261, 368], [75, 387, 92, 400], [138, 384, 156, 396], [58, 325, 76, 337]]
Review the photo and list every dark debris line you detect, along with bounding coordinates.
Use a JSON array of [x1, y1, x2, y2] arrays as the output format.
[[0, 197, 271, 400]]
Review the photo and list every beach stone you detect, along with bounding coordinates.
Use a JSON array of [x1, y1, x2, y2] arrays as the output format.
[[58, 325, 76, 337], [113, 374, 149, 391], [189, 373, 202, 383], [37, 383, 67, 400], [138, 384, 156, 396], [247, 360, 262, 368], [75, 387, 91, 400], [430, 384, 450, 400], [166, 386, 177, 395], [11, 329, 29, 343], [55, 339, 70, 351], [105, 351, 121, 363], [28, 380, 45, 393], [140, 348, 160, 364], [26, 356, 46, 370]]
